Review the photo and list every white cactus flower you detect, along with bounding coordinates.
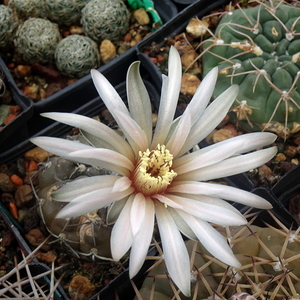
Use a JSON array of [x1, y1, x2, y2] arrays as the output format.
[[31, 46, 277, 297]]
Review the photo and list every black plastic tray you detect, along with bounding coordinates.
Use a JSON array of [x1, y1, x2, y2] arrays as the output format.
[[0, 0, 177, 159], [0, 60, 33, 148]]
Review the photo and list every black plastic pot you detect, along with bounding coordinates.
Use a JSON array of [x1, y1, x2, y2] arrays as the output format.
[[0, 60, 33, 150]]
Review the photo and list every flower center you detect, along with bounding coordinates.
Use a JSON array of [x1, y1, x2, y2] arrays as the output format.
[[131, 144, 177, 196]]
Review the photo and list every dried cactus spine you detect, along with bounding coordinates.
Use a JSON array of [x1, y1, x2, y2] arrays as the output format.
[[81, 0, 130, 44], [202, 1, 300, 138], [14, 18, 61, 64], [55, 34, 100, 78]]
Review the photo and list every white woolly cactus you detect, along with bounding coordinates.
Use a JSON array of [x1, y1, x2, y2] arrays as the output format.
[[81, 0, 130, 44], [55, 34, 100, 78], [46, 0, 88, 26], [0, 5, 19, 49], [8, 0, 47, 20], [14, 18, 61, 64]]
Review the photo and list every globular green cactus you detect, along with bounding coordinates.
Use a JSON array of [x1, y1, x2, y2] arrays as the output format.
[[136, 211, 300, 300], [14, 18, 61, 64], [45, 0, 88, 26], [202, 1, 300, 139], [0, 5, 18, 49], [8, 0, 47, 20], [81, 0, 130, 44], [55, 34, 100, 78], [36, 156, 114, 260]]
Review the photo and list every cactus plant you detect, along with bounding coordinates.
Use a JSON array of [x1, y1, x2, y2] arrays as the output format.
[[8, 0, 47, 20], [136, 211, 300, 300], [0, 5, 18, 49], [81, 0, 130, 44], [55, 34, 100, 78], [45, 0, 88, 26], [14, 18, 61, 64], [36, 156, 114, 260], [201, 1, 300, 139]]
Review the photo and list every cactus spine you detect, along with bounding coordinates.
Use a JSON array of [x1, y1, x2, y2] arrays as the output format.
[[202, 1, 300, 139]]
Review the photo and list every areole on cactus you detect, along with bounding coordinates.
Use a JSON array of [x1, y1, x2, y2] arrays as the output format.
[[202, 0, 300, 138]]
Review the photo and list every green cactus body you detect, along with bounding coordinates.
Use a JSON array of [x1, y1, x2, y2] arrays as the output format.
[[81, 0, 130, 44], [55, 34, 100, 78], [0, 5, 18, 49], [36, 157, 114, 260], [136, 218, 300, 300], [46, 0, 89, 26], [8, 0, 47, 19], [202, 1, 300, 138], [14, 18, 61, 64]]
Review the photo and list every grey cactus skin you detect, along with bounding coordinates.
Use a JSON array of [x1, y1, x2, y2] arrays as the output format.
[[14, 18, 61, 64], [45, 0, 88, 26], [55, 34, 100, 78], [202, 1, 300, 138], [81, 0, 130, 44], [8, 0, 47, 19], [37, 157, 113, 260], [0, 5, 18, 49]]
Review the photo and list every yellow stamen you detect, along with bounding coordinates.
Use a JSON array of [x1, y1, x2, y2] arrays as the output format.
[[132, 144, 177, 196]]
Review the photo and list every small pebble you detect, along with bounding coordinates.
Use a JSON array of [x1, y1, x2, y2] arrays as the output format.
[[25, 228, 50, 251], [181, 49, 198, 70], [100, 39, 116, 64], [15, 184, 33, 207], [186, 18, 209, 38], [133, 8, 150, 25], [35, 250, 57, 263], [180, 73, 200, 96], [0, 173, 15, 192], [25, 147, 52, 163], [16, 65, 31, 78], [212, 128, 235, 143]]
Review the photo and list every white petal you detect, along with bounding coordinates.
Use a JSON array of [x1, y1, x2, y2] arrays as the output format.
[[56, 187, 134, 218], [176, 210, 241, 268], [52, 175, 120, 202], [129, 198, 154, 278], [177, 146, 277, 181], [114, 110, 148, 153], [166, 107, 192, 157], [127, 61, 152, 144], [130, 193, 146, 236], [91, 69, 130, 118], [173, 132, 277, 173], [169, 181, 272, 209], [68, 148, 133, 176], [155, 202, 191, 297], [188, 66, 218, 126], [153, 194, 184, 209], [111, 195, 134, 261], [168, 208, 198, 240], [151, 46, 182, 148], [112, 176, 132, 193], [40, 112, 134, 160], [30, 136, 92, 157], [165, 194, 246, 226], [177, 84, 239, 156]]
